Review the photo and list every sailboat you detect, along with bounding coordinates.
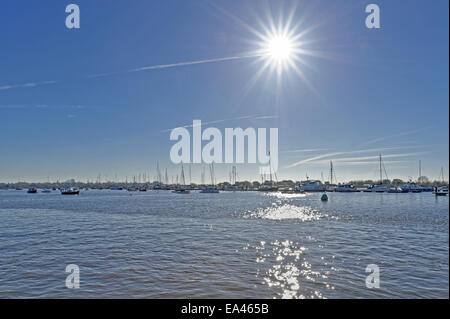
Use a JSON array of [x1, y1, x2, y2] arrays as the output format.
[[365, 154, 389, 192], [200, 163, 219, 193], [153, 162, 162, 190], [434, 167, 448, 196], [173, 165, 190, 194], [325, 161, 337, 192], [258, 151, 278, 192]]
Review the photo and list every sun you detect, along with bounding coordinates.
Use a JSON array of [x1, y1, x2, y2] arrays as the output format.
[[223, 4, 322, 93], [267, 36, 293, 61]]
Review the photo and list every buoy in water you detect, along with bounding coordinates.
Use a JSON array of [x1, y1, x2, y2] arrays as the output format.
[[321, 193, 328, 201]]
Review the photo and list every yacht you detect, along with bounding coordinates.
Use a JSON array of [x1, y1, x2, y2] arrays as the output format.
[[388, 187, 407, 193], [224, 185, 241, 192], [401, 183, 422, 193], [335, 184, 359, 192], [365, 184, 389, 193], [200, 188, 219, 193], [434, 186, 448, 196], [173, 165, 190, 194], [200, 164, 220, 193], [279, 187, 294, 194], [61, 188, 80, 195], [172, 189, 190, 194], [300, 180, 325, 192], [419, 186, 433, 192], [363, 154, 390, 193], [27, 187, 37, 194], [259, 184, 279, 192]]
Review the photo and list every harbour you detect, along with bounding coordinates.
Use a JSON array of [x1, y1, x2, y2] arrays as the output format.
[[0, 189, 447, 298], [0, 0, 448, 303]]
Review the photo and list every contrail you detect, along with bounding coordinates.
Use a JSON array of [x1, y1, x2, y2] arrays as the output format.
[[0, 80, 57, 91], [0, 53, 264, 90], [89, 53, 263, 78]]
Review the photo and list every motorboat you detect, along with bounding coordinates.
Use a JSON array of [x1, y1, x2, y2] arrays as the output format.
[[279, 187, 294, 194], [420, 186, 433, 192], [61, 188, 80, 195], [434, 186, 448, 196], [387, 187, 407, 193], [259, 184, 279, 192], [224, 185, 241, 192], [335, 184, 359, 192], [365, 184, 389, 193], [200, 187, 219, 193], [401, 183, 423, 193], [41, 189, 51, 193], [27, 187, 37, 194], [172, 189, 190, 194], [300, 180, 326, 192]]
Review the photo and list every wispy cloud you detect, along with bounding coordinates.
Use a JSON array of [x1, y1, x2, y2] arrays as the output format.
[[286, 146, 428, 168], [359, 127, 429, 146], [252, 115, 278, 120], [0, 80, 57, 91], [308, 152, 427, 165], [323, 160, 411, 166]]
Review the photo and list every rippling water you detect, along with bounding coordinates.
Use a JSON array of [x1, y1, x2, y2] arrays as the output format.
[[0, 189, 448, 298]]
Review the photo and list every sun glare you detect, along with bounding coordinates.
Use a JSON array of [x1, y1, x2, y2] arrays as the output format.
[[234, 5, 321, 92], [267, 36, 293, 61]]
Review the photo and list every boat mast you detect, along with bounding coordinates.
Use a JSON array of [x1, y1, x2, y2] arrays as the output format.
[[268, 151, 273, 184], [210, 163, 216, 186], [156, 162, 162, 184], [201, 166, 205, 185], [330, 161, 335, 185], [379, 154, 383, 184], [181, 165, 185, 186], [419, 160, 422, 183], [189, 165, 192, 185]]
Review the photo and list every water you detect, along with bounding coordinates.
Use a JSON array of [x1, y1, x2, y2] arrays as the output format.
[[0, 189, 448, 298]]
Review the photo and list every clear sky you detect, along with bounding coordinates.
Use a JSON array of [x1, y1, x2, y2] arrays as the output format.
[[0, 0, 448, 183]]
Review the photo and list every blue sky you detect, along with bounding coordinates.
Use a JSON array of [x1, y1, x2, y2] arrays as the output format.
[[0, 0, 448, 183]]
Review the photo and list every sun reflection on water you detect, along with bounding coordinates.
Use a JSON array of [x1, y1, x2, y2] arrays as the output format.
[[244, 239, 335, 299], [243, 203, 332, 221]]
